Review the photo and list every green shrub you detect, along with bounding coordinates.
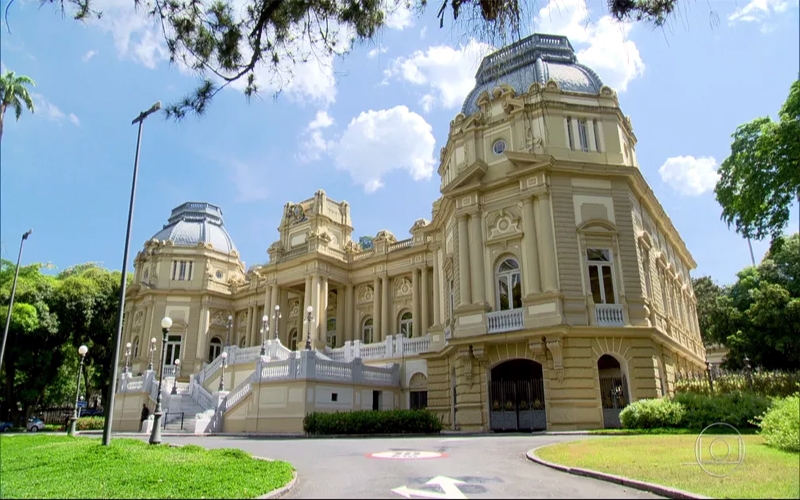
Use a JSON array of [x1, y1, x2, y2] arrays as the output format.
[[754, 394, 800, 453], [675, 370, 800, 398], [620, 398, 685, 429], [674, 391, 770, 429], [303, 410, 443, 435], [75, 416, 105, 431]]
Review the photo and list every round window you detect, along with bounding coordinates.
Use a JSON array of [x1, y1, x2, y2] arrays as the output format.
[[215, 271, 223, 279], [492, 139, 507, 155]]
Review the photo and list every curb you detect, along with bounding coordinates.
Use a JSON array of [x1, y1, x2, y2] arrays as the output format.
[[258, 471, 298, 499], [525, 445, 710, 500]]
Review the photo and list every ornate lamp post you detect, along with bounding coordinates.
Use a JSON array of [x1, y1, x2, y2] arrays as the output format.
[[149, 317, 172, 445], [273, 305, 282, 341], [171, 359, 181, 395], [743, 356, 754, 391], [218, 351, 229, 391], [123, 342, 132, 375], [260, 315, 269, 357], [68, 345, 89, 436], [225, 315, 233, 347], [147, 337, 157, 371], [304, 306, 314, 350]]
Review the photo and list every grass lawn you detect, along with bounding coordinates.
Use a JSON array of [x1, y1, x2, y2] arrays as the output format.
[[0, 435, 295, 499], [536, 435, 799, 499]]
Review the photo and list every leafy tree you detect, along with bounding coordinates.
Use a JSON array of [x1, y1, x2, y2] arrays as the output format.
[[715, 80, 800, 242], [0, 70, 36, 142], [30, 0, 686, 118], [690, 276, 724, 345]]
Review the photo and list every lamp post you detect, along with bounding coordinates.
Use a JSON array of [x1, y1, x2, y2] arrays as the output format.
[[149, 317, 172, 445], [705, 358, 714, 393], [273, 305, 282, 341], [147, 337, 157, 371], [68, 345, 89, 436], [104, 101, 162, 447], [171, 359, 181, 395], [260, 315, 269, 357], [304, 306, 314, 350], [0, 229, 32, 376], [225, 315, 233, 347], [123, 342, 132, 375], [743, 356, 754, 391], [218, 351, 229, 392]]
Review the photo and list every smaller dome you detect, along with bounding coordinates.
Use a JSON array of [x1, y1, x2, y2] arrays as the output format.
[[151, 202, 237, 254]]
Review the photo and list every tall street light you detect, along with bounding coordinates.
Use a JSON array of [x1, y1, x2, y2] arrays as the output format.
[[305, 306, 314, 350], [259, 315, 269, 357], [103, 101, 162, 447], [0, 229, 32, 375], [225, 315, 233, 347], [273, 305, 281, 342], [149, 317, 172, 445], [68, 345, 89, 436]]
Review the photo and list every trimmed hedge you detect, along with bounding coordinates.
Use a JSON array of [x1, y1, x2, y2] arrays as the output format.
[[754, 394, 800, 453], [620, 392, 771, 430], [75, 416, 105, 431], [303, 410, 443, 435]]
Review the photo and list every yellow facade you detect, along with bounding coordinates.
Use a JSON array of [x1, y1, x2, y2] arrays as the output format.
[[116, 34, 706, 433]]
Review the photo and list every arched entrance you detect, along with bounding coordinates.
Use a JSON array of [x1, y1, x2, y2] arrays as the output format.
[[597, 354, 629, 428], [489, 359, 546, 431]]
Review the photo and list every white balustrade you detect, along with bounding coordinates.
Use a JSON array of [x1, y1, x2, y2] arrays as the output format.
[[315, 359, 353, 381], [487, 309, 524, 334], [360, 342, 387, 359], [224, 375, 254, 412], [261, 360, 291, 380], [595, 304, 625, 326]]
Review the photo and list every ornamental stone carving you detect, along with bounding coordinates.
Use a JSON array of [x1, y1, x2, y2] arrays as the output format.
[[358, 285, 374, 304], [394, 278, 412, 297], [289, 300, 300, 318], [133, 310, 144, 328], [487, 208, 521, 241], [237, 311, 248, 331]]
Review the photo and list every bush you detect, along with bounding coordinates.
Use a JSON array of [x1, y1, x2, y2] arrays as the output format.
[[620, 398, 685, 429], [675, 370, 800, 398], [75, 416, 105, 431], [303, 410, 443, 435], [674, 392, 770, 429], [754, 394, 800, 453]]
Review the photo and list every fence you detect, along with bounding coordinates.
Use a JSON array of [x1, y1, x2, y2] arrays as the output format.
[[675, 369, 800, 398]]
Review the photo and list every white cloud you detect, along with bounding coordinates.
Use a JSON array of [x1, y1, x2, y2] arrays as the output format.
[[658, 156, 719, 196], [297, 110, 335, 162], [367, 46, 388, 59], [81, 50, 98, 62], [728, 0, 796, 33], [68, 114, 81, 126], [31, 93, 80, 127], [534, 0, 645, 92], [383, 0, 414, 30], [383, 39, 494, 113]]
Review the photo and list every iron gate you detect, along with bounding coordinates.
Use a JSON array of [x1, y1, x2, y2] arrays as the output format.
[[599, 375, 629, 428], [489, 379, 546, 431]]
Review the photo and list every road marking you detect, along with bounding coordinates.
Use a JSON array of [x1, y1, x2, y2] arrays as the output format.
[[392, 476, 468, 499], [368, 451, 446, 460]]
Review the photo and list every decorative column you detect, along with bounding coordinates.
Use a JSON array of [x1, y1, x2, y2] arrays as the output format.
[[381, 275, 391, 341], [535, 193, 558, 292], [373, 277, 381, 342], [421, 267, 430, 332], [468, 212, 486, 304], [303, 275, 312, 342], [270, 285, 280, 340], [595, 119, 605, 152], [521, 196, 541, 295], [345, 284, 354, 342], [311, 274, 321, 342], [319, 276, 328, 342], [571, 118, 580, 151], [335, 286, 345, 346], [432, 250, 441, 326], [412, 268, 420, 338], [457, 214, 472, 306], [587, 119, 597, 152]]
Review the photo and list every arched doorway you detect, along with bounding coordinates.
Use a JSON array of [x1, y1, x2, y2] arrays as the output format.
[[597, 354, 629, 428], [489, 359, 546, 431]]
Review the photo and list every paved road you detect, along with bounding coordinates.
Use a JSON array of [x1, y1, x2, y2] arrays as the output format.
[[150, 434, 662, 499]]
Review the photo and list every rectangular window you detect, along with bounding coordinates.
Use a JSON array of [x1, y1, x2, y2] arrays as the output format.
[[410, 391, 428, 410], [587, 249, 616, 304], [448, 279, 455, 320], [372, 390, 381, 411], [165, 334, 182, 365], [578, 119, 589, 152], [171, 260, 193, 281], [566, 117, 574, 150]]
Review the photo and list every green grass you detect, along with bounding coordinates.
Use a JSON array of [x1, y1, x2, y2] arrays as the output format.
[[536, 435, 799, 499], [587, 427, 760, 435], [0, 435, 295, 499]]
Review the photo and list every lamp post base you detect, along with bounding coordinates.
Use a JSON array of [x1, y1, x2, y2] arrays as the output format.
[[149, 410, 163, 444], [67, 416, 78, 436]]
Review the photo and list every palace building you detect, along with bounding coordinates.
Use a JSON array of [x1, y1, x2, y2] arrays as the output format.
[[112, 33, 706, 434]]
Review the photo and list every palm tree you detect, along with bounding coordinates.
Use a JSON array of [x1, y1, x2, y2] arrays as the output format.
[[0, 71, 36, 143]]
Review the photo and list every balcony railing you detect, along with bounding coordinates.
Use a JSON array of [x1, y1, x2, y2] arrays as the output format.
[[595, 304, 625, 326], [487, 309, 524, 334]]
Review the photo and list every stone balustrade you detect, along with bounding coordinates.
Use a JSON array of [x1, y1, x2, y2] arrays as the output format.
[[487, 309, 524, 334]]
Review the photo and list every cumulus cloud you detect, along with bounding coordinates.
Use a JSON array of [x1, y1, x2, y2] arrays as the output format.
[[81, 50, 98, 62], [534, 0, 645, 92], [31, 93, 80, 127], [299, 106, 436, 192], [383, 0, 414, 30], [728, 0, 796, 33], [383, 39, 494, 113], [367, 46, 388, 59], [297, 110, 336, 163], [658, 156, 719, 196]]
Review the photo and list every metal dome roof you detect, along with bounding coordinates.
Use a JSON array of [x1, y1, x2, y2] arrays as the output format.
[[461, 33, 605, 116], [150, 202, 237, 254]]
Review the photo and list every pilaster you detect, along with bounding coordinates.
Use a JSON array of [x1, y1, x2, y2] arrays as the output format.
[[457, 214, 472, 305], [373, 276, 382, 342], [381, 275, 391, 341], [421, 267, 430, 333], [521, 196, 542, 295], [432, 249, 442, 326], [412, 268, 420, 338], [468, 211, 486, 304], [535, 191, 558, 292], [345, 284, 354, 343]]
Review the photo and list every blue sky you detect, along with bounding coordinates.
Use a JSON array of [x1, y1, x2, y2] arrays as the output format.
[[1, 0, 798, 286]]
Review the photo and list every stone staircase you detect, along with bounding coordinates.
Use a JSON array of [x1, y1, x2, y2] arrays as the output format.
[[163, 398, 206, 433]]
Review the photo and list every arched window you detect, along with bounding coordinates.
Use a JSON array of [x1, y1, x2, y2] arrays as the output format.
[[289, 328, 298, 351], [399, 311, 413, 338], [132, 337, 140, 358], [238, 336, 246, 348], [208, 337, 222, 362], [362, 317, 374, 344], [496, 258, 522, 311]]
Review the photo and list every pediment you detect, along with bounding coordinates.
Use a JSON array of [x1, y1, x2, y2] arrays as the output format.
[[577, 218, 619, 234], [504, 151, 555, 171], [441, 159, 488, 194]]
